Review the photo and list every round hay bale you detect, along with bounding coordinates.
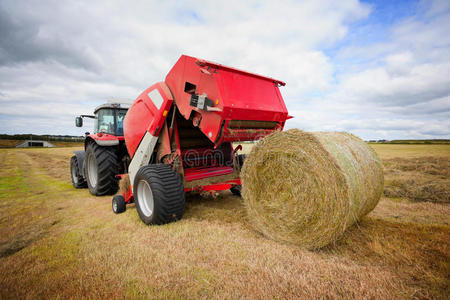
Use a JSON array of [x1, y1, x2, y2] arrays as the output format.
[[241, 129, 384, 249]]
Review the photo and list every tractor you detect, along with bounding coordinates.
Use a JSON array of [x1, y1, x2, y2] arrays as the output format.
[[70, 102, 131, 196], [110, 55, 291, 225]]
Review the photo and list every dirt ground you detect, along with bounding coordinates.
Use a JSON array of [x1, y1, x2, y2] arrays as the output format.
[[0, 144, 449, 299]]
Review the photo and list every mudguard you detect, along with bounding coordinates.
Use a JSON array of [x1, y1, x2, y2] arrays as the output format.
[[73, 150, 85, 178]]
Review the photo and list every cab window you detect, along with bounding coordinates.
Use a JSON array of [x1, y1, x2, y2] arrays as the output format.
[[116, 109, 127, 136], [96, 109, 115, 134]]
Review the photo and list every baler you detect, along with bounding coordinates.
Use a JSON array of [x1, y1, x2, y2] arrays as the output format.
[[112, 55, 291, 225]]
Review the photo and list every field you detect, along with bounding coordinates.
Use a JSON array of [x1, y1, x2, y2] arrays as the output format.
[[0, 139, 83, 148], [0, 144, 449, 299]]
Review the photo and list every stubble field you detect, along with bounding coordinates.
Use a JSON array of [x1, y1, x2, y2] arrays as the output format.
[[0, 144, 449, 299]]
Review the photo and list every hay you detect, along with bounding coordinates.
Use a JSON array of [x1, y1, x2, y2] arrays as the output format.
[[241, 129, 384, 249], [119, 174, 131, 196]]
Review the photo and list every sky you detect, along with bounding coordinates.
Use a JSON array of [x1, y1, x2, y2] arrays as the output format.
[[0, 0, 449, 140]]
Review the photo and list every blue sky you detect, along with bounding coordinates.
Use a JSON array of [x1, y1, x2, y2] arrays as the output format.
[[0, 0, 449, 140]]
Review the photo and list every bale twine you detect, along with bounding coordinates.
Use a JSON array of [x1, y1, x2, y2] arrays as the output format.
[[241, 129, 384, 249]]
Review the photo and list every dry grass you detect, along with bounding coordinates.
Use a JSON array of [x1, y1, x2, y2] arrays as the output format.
[[370, 143, 450, 159], [241, 130, 383, 249], [119, 174, 131, 196], [0, 144, 449, 299], [0, 139, 83, 148], [383, 156, 449, 203]]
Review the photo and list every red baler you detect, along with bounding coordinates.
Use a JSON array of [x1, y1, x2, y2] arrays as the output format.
[[112, 55, 290, 225]]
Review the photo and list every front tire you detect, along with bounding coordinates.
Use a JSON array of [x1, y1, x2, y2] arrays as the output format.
[[70, 155, 87, 188], [112, 195, 126, 214], [85, 142, 119, 196], [134, 164, 185, 225]]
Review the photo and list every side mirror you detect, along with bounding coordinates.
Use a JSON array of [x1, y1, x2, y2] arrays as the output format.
[[75, 116, 83, 127]]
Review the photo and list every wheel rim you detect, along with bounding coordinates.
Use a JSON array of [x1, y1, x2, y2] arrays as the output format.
[[87, 154, 98, 188], [137, 180, 154, 217], [71, 161, 79, 184], [113, 200, 117, 212]]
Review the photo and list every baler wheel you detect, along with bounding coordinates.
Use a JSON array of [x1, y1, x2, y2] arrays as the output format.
[[85, 143, 119, 196], [134, 164, 185, 225], [70, 155, 87, 188], [230, 185, 242, 196], [230, 154, 247, 197], [112, 195, 126, 214]]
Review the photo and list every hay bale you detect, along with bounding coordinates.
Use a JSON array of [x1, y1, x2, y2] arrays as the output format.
[[119, 174, 130, 196], [241, 129, 384, 249]]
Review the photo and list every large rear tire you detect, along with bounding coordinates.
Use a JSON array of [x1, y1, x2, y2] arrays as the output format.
[[85, 142, 119, 196], [70, 155, 87, 188], [134, 164, 185, 225]]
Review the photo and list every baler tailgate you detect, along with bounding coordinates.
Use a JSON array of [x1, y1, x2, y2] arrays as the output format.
[[165, 55, 289, 145]]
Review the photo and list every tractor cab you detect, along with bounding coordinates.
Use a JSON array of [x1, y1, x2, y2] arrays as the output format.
[[76, 103, 130, 137], [93, 104, 128, 136]]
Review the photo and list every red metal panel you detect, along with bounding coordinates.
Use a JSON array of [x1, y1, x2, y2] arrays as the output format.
[[124, 82, 173, 158], [87, 133, 125, 142], [184, 179, 241, 192], [165, 55, 289, 146], [196, 58, 285, 86], [184, 166, 234, 182]]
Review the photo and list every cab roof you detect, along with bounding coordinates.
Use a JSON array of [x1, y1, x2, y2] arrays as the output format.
[[94, 102, 131, 114]]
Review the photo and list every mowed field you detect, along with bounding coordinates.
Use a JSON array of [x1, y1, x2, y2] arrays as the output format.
[[0, 144, 449, 299], [0, 139, 83, 148]]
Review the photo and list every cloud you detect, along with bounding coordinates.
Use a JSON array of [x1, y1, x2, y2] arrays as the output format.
[[0, 0, 448, 140], [285, 0, 450, 139], [0, 3, 102, 71]]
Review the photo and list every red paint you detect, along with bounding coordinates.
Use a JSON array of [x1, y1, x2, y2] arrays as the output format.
[[184, 166, 234, 182], [184, 179, 242, 192], [124, 82, 173, 158], [87, 133, 125, 142], [165, 55, 288, 145], [123, 55, 289, 193]]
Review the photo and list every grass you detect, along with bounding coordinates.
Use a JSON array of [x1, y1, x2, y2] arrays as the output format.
[[369, 143, 450, 159], [0, 139, 83, 148], [372, 139, 450, 144], [0, 144, 449, 298]]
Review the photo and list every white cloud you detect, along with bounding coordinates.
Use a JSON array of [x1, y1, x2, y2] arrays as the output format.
[[286, 0, 450, 139], [1, 0, 369, 136], [0, 0, 448, 140]]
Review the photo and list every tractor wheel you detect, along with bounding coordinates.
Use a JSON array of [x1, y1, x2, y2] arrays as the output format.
[[134, 164, 185, 225], [230, 154, 247, 197], [85, 142, 119, 196], [112, 195, 126, 214], [230, 185, 242, 196], [70, 155, 87, 188]]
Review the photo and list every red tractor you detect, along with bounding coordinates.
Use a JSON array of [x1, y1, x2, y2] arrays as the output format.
[[111, 55, 291, 225], [70, 102, 131, 195]]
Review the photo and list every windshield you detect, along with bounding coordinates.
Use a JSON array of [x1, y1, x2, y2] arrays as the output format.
[[116, 109, 127, 136], [94, 108, 127, 136]]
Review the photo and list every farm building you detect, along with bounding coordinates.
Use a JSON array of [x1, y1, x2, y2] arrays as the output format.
[[16, 140, 55, 148]]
